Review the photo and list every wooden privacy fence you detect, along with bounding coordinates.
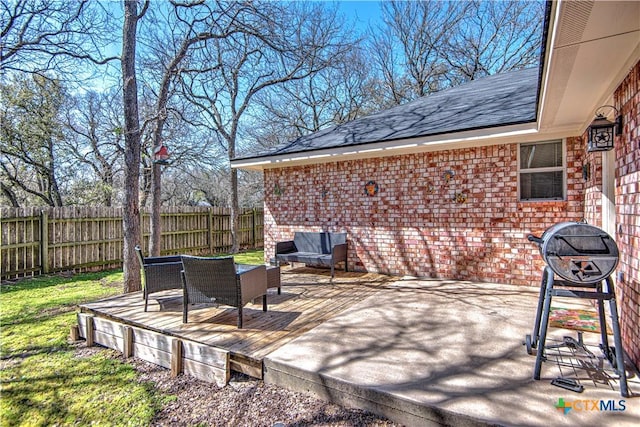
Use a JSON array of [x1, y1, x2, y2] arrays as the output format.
[[0, 206, 264, 281]]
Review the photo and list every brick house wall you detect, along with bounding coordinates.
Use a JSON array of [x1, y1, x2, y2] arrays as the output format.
[[264, 138, 586, 286], [581, 60, 639, 370], [583, 149, 603, 226], [263, 61, 639, 370], [614, 60, 640, 369]]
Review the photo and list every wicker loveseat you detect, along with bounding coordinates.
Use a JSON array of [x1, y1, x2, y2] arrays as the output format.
[[275, 232, 348, 279], [135, 246, 183, 311]]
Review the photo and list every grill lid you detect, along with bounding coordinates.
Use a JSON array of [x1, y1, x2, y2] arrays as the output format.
[[529, 221, 619, 284]]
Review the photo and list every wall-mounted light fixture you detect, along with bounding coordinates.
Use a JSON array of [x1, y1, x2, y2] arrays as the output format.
[[587, 105, 622, 152]]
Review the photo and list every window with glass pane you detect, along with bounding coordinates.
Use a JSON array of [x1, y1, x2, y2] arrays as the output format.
[[519, 141, 564, 201]]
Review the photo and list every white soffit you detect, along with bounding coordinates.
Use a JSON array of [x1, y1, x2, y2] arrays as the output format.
[[233, 123, 542, 170], [539, 0, 640, 134]]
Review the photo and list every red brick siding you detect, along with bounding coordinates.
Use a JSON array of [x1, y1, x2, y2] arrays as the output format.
[[262, 60, 640, 372], [614, 60, 640, 370], [583, 149, 603, 225], [264, 139, 585, 286]]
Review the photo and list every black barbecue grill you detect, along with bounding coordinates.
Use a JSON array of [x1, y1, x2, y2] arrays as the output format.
[[525, 220, 628, 397], [529, 221, 619, 284]]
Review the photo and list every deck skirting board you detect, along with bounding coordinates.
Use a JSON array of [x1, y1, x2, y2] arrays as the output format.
[[77, 313, 230, 387], [263, 359, 488, 427]]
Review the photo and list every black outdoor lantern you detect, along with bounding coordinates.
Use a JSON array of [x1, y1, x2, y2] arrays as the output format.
[[153, 143, 171, 165], [587, 106, 622, 152]]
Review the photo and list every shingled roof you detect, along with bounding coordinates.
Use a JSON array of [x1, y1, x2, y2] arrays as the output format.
[[234, 67, 540, 162]]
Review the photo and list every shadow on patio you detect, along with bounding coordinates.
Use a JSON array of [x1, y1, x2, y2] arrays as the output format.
[[78, 266, 638, 425], [265, 272, 639, 427]]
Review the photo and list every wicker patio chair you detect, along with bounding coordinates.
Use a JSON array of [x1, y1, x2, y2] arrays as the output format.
[[135, 246, 183, 312], [180, 255, 267, 328]]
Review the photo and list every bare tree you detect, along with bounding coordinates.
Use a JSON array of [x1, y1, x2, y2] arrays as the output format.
[[158, 164, 262, 209], [138, 0, 249, 256], [367, 0, 543, 103], [253, 46, 374, 143], [442, 0, 544, 85], [121, 0, 148, 294], [135, 90, 218, 210], [1, 180, 19, 207], [198, 169, 231, 207], [0, 0, 125, 209], [369, 1, 465, 105], [181, 1, 351, 252], [0, 0, 117, 76], [237, 169, 263, 208], [0, 74, 65, 207], [62, 90, 124, 206], [367, 26, 411, 107]]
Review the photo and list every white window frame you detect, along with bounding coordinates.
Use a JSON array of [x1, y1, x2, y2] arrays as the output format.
[[518, 139, 566, 202]]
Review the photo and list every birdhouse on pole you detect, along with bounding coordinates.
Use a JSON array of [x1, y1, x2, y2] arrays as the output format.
[[153, 144, 170, 165]]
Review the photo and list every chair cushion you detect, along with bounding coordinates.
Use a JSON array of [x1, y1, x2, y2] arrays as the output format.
[[276, 252, 333, 266], [293, 232, 346, 254]]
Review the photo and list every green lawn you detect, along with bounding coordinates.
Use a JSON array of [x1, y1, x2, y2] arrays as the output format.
[[228, 249, 265, 265], [0, 250, 263, 426]]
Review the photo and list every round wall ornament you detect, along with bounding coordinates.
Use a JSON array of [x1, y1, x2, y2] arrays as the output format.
[[364, 180, 379, 196], [426, 181, 435, 194], [454, 192, 468, 204], [443, 170, 455, 183]]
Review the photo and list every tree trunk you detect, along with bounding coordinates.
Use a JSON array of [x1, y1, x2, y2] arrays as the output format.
[[149, 164, 161, 256], [140, 164, 151, 208], [48, 168, 63, 207], [149, 37, 194, 257], [230, 167, 239, 253], [149, 71, 172, 257], [121, 0, 144, 293], [228, 134, 240, 254], [1, 182, 20, 207], [102, 171, 113, 207]]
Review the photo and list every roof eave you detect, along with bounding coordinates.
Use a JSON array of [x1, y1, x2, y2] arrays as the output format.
[[231, 121, 541, 171]]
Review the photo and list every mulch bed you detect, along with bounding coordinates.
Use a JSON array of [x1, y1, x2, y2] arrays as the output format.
[[74, 345, 401, 427]]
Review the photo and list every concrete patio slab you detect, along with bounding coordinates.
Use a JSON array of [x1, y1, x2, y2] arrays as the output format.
[[264, 278, 639, 426]]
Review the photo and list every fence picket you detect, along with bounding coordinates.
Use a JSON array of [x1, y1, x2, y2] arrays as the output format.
[[0, 206, 263, 281]]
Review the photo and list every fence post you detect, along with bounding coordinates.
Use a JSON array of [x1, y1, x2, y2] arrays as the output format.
[[208, 208, 214, 254], [139, 210, 145, 252], [252, 208, 257, 248], [40, 210, 49, 274]]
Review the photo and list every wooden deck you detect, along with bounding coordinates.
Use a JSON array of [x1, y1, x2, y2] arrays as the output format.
[[77, 267, 394, 383]]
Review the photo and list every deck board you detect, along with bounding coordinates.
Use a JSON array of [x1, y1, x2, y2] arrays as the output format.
[[79, 267, 393, 377]]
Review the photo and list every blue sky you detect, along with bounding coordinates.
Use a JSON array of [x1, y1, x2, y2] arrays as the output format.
[[336, 1, 383, 32], [83, 1, 384, 92]]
